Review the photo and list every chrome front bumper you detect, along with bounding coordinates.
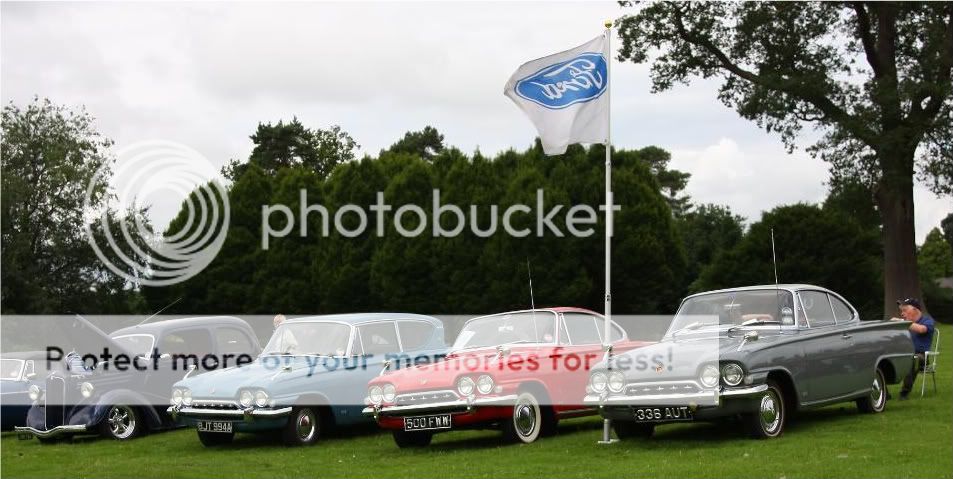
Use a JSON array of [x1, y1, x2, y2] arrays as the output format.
[[14, 425, 88, 439], [583, 384, 768, 407], [168, 405, 293, 421], [362, 394, 519, 418]]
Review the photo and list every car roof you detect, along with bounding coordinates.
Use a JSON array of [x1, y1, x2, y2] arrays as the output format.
[[110, 316, 249, 337], [682, 284, 836, 300], [284, 313, 442, 325]]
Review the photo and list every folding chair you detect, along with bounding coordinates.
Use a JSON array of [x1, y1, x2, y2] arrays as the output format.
[[921, 328, 940, 397]]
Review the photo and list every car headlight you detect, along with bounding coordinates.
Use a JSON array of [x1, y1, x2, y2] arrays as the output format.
[[608, 371, 626, 393], [28, 384, 41, 401], [722, 363, 744, 386], [382, 383, 396, 403], [254, 390, 268, 407], [589, 371, 608, 393], [368, 385, 383, 405], [476, 375, 494, 395], [239, 390, 254, 407], [700, 364, 720, 388], [457, 376, 475, 397], [171, 388, 183, 405], [80, 382, 95, 398], [182, 389, 193, 406]]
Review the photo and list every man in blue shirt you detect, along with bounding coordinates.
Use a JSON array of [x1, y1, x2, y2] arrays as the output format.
[[892, 298, 936, 399]]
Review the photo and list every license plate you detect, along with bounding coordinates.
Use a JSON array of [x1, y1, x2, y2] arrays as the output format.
[[632, 406, 694, 423], [403, 414, 452, 431], [196, 421, 233, 433]]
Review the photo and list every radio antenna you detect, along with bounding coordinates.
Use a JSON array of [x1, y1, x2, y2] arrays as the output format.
[[527, 258, 536, 312], [136, 297, 181, 326], [771, 228, 780, 286]]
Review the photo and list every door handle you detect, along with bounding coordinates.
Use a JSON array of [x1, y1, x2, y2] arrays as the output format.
[[841, 333, 852, 340]]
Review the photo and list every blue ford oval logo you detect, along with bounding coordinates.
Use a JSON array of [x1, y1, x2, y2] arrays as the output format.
[[515, 53, 607, 110]]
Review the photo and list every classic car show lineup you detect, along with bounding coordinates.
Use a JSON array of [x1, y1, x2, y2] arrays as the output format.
[[10, 285, 919, 449]]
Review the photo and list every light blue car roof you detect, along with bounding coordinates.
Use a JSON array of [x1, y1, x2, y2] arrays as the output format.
[[284, 313, 441, 325]]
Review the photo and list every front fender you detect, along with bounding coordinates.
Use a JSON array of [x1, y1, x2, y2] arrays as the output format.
[[88, 390, 165, 429]]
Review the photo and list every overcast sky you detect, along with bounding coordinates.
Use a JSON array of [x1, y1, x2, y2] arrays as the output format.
[[2, 1, 949, 242]]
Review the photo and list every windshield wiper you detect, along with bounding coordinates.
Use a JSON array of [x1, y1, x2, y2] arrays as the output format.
[[671, 321, 716, 336], [727, 319, 782, 334]]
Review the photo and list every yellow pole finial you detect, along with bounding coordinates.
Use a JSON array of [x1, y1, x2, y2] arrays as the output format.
[[604, 19, 613, 29]]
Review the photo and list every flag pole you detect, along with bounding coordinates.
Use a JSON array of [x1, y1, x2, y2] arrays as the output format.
[[598, 19, 618, 445]]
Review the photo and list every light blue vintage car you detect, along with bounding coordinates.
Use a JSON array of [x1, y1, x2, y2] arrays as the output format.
[[168, 313, 447, 446]]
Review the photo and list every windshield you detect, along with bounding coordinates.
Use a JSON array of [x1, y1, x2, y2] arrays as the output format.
[[112, 334, 156, 357], [262, 322, 352, 356], [452, 312, 556, 350], [668, 289, 796, 336], [1, 359, 24, 381]]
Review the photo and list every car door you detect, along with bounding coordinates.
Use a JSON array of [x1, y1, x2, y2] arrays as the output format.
[[150, 328, 215, 403], [212, 326, 259, 366], [799, 291, 856, 402], [337, 321, 403, 420], [828, 294, 870, 393], [549, 312, 611, 406]]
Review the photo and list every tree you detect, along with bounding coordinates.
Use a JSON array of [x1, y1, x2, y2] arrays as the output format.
[[941, 212, 953, 253], [223, 118, 358, 180], [696, 203, 883, 318], [677, 204, 745, 290], [918, 227, 953, 283], [385, 126, 445, 160], [617, 2, 953, 317], [1, 98, 149, 313]]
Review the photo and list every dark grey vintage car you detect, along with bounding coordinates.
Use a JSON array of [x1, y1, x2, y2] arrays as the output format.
[[584, 285, 914, 439], [14, 316, 261, 442]]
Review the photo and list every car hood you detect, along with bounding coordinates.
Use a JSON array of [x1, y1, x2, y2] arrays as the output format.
[[175, 355, 352, 400]]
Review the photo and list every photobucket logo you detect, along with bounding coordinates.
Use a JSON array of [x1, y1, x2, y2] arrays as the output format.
[[261, 189, 620, 248], [84, 140, 229, 286]]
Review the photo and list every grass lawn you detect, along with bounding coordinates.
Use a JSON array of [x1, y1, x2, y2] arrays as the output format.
[[2, 325, 950, 479]]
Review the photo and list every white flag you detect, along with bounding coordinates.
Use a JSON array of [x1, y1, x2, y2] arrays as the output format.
[[504, 34, 609, 155]]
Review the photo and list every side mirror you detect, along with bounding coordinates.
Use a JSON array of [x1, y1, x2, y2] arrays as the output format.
[[23, 361, 36, 381], [160, 353, 172, 360], [744, 331, 759, 342], [496, 345, 511, 358]]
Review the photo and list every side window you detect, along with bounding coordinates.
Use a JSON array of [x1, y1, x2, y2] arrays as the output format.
[[358, 322, 401, 355], [160, 329, 213, 356], [558, 317, 571, 345], [563, 313, 602, 345], [216, 328, 254, 354], [397, 321, 435, 351], [830, 296, 855, 323], [799, 291, 836, 327]]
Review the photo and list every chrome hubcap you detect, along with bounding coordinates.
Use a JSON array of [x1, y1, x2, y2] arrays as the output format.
[[759, 392, 781, 434], [296, 410, 316, 441], [514, 402, 537, 437], [871, 374, 885, 408], [108, 406, 135, 439]]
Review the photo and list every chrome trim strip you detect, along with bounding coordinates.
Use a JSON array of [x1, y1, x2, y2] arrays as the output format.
[[363, 394, 519, 417], [169, 406, 293, 419], [14, 425, 87, 438], [584, 384, 768, 407]]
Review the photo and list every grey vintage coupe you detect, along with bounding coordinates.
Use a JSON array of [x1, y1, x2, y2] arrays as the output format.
[[584, 285, 914, 439]]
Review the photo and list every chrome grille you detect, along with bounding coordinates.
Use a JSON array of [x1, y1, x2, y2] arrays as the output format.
[[45, 376, 66, 428], [395, 390, 458, 406], [625, 382, 701, 396], [191, 399, 240, 410]]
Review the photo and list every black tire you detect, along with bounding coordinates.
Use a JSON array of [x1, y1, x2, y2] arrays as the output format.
[[197, 430, 235, 447], [392, 430, 434, 448], [99, 405, 143, 440], [539, 407, 559, 437], [613, 421, 655, 440], [856, 368, 887, 413], [502, 392, 546, 444], [282, 406, 322, 446], [742, 380, 786, 439]]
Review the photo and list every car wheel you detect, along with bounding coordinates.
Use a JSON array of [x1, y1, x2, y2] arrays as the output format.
[[197, 430, 235, 447], [392, 430, 433, 448], [503, 392, 543, 444], [282, 406, 321, 446], [856, 368, 887, 413], [743, 380, 785, 439], [613, 421, 654, 440], [100, 405, 142, 440]]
